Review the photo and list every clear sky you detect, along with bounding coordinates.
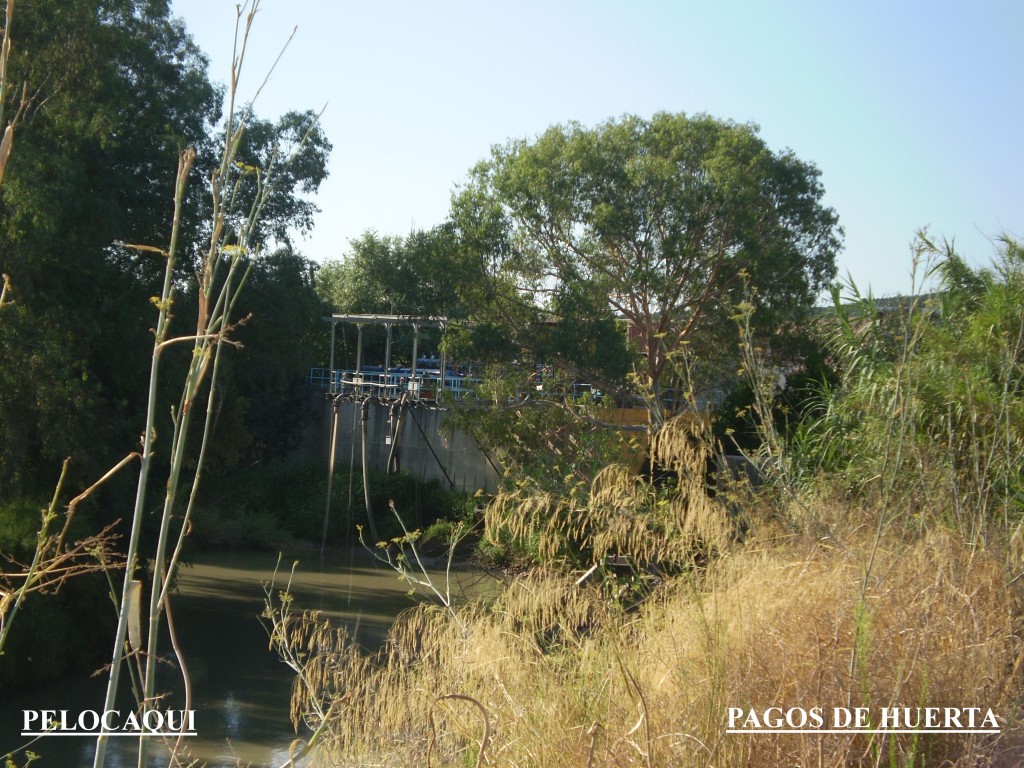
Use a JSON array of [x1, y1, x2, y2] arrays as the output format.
[[170, 0, 1023, 298]]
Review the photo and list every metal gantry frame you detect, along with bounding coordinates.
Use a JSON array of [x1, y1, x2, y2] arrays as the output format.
[[326, 313, 448, 399], [320, 314, 451, 558]]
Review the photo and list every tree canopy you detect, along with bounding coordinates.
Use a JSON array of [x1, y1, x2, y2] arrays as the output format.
[[452, 112, 842, 421], [0, 0, 330, 493], [317, 226, 470, 318], [315, 226, 496, 368]]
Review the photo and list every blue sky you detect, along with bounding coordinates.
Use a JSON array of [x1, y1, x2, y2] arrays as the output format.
[[170, 0, 1023, 298]]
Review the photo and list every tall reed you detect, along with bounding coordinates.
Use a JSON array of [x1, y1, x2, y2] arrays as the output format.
[[94, 4, 320, 766], [266, 234, 1024, 766]]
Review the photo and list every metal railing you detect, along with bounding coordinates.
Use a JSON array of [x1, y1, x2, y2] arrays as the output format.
[[306, 368, 481, 400]]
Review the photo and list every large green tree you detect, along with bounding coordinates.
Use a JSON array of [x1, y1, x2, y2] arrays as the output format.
[[185, 247, 330, 467], [317, 226, 474, 318], [0, 1, 333, 697], [186, 108, 331, 265], [0, 2, 331, 494], [0, 0, 220, 493], [315, 226, 490, 367], [452, 112, 842, 422]]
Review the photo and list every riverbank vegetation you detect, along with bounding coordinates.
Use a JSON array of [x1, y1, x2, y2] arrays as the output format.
[[0, 3, 1021, 767], [190, 460, 475, 553], [0, 0, 332, 695], [268, 235, 1024, 767]]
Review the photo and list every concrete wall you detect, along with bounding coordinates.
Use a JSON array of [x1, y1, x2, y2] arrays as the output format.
[[302, 393, 758, 501], [317, 398, 501, 494]]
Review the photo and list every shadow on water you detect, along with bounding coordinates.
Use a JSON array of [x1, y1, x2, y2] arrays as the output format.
[[0, 547, 476, 767]]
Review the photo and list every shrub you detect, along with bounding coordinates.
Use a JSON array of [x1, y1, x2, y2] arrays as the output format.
[[798, 235, 1024, 541], [267, 517, 1021, 767]]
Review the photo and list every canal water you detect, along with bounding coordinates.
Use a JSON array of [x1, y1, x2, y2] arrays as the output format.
[[0, 548, 467, 767]]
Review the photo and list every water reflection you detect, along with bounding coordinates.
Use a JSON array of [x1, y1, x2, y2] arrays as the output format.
[[0, 547, 470, 767]]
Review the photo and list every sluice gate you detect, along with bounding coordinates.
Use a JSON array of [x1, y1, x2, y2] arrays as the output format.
[[317, 313, 500, 499], [322, 397, 500, 495]]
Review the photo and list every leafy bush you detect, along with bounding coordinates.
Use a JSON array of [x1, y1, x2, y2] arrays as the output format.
[[0, 573, 113, 690], [0, 498, 44, 559], [484, 417, 734, 569], [796, 234, 1024, 539], [190, 459, 475, 550]]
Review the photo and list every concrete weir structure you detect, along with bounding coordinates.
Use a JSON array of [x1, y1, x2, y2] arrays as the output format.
[[322, 398, 500, 495], [317, 313, 500, 495]]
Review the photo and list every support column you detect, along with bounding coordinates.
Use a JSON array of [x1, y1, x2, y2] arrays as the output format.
[[355, 324, 364, 395], [355, 324, 363, 373], [328, 319, 337, 394], [410, 323, 420, 400], [411, 323, 419, 378], [384, 323, 393, 397], [439, 328, 446, 398]]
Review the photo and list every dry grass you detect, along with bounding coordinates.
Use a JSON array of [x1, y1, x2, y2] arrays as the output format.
[[265, 410, 1024, 766], [268, 512, 1023, 767], [644, 526, 1019, 767], [484, 417, 733, 568], [261, 246, 1024, 766]]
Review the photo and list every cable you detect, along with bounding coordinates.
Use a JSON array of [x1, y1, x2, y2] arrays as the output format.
[[408, 404, 457, 490]]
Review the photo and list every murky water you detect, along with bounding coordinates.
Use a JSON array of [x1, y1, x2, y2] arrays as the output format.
[[0, 548, 474, 767]]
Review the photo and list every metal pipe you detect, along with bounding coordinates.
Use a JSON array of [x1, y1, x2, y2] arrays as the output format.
[[439, 326, 446, 398], [411, 323, 419, 378], [386, 394, 406, 474], [328, 320, 337, 394], [384, 323, 393, 396], [355, 324, 363, 374], [360, 398, 380, 542], [320, 398, 340, 559], [408, 405, 456, 490]]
